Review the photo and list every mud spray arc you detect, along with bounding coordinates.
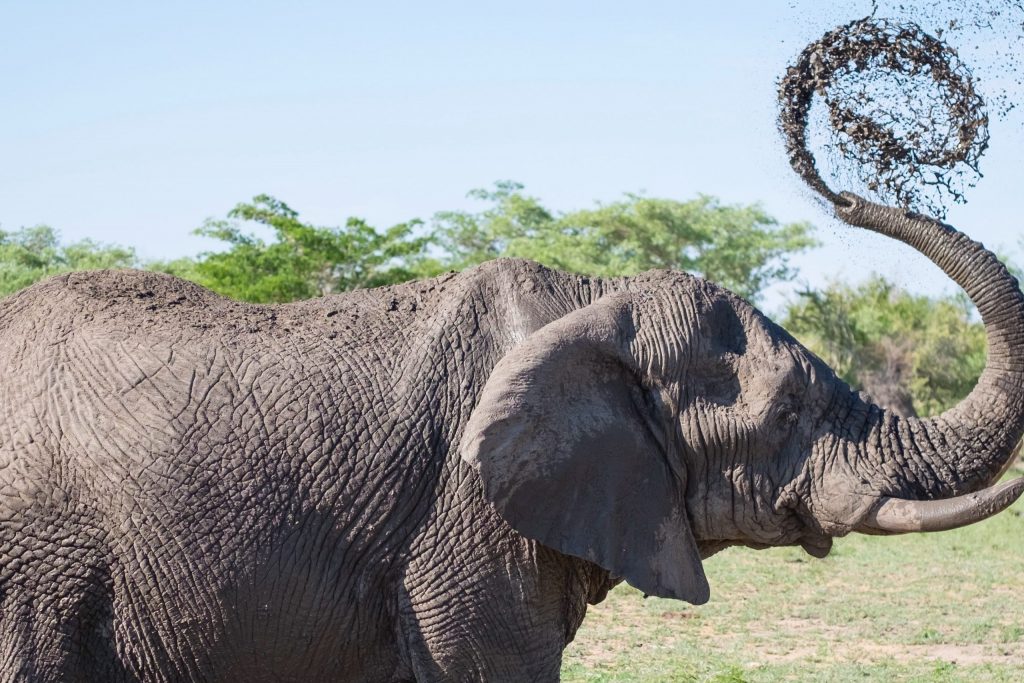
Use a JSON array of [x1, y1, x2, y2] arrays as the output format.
[[778, 2, 1023, 216]]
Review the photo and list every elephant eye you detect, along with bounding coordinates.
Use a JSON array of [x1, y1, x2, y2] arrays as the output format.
[[776, 397, 801, 426]]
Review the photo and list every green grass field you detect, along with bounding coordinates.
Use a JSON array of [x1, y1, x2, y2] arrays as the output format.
[[562, 466, 1024, 682]]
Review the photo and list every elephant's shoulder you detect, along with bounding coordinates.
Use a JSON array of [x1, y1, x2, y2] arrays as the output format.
[[456, 258, 573, 292]]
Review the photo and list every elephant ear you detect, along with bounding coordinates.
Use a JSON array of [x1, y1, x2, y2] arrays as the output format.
[[460, 295, 710, 604]]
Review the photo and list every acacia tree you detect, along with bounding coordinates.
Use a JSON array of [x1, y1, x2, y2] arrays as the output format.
[[166, 183, 816, 305], [0, 226, 136, 297], [433, 181, 817, 302], [182, 195, 441, 303]]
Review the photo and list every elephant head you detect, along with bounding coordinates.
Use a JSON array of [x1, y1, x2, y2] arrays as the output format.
[[461, 192, 1024, 605]]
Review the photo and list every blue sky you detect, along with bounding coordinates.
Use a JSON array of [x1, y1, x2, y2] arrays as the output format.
[[1, 1, 1021, 312]]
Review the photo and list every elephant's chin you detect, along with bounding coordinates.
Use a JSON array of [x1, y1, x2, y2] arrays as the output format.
[[697, 540, 738, 559], [800, 535, 833, 558]]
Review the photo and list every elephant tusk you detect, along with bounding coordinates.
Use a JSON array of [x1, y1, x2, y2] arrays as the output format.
[[858, 478, 1024, 534]]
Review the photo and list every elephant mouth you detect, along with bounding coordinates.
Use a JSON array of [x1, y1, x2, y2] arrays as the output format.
[[696, 540, 737, 559], [696, 533, 833, 560]]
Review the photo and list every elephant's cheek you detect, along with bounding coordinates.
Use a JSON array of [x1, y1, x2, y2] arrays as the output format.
[[809, 478, 881, 537]]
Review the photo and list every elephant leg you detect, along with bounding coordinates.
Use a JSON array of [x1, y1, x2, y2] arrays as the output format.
[[397, 609, 564, 683], [0, 526, 130, 682], [0, 600, 131, 683], [397, 526, 594, 682]]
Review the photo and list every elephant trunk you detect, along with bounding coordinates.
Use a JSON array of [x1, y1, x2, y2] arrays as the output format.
[[833, 193, 1024, 532]]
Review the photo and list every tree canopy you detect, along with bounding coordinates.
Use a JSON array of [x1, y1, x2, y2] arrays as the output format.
[[181, 195, 439, 303], [0, 225, 137, 297], [434, 181, 817, 302], [149, 183, 816, 304]]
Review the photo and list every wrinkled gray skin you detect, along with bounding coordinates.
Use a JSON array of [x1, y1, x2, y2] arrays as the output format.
[[1, 196, 1022, 682]]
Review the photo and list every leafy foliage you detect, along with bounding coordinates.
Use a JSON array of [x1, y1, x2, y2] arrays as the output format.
[[0, 225, 137, 297], [434, 181, 817, 302], [184, 195, 441, 303], [783, 276, 987, 417], [1, 185, 816, 305]]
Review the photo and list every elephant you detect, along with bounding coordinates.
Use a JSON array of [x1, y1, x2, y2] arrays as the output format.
[[0, 193, 1021, 682]]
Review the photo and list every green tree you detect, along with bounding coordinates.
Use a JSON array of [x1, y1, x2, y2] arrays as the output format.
[[186, 195, 440, 303], [0, 225, 137, 297], [434, 181, 817, 301], [782, 276, 987, 417]]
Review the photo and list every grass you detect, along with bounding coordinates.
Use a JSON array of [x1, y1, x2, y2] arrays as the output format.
[[561, 466, 1024, 682]]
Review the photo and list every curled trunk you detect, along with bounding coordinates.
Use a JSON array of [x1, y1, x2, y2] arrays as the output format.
[[833, 194, 1024, 530]]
